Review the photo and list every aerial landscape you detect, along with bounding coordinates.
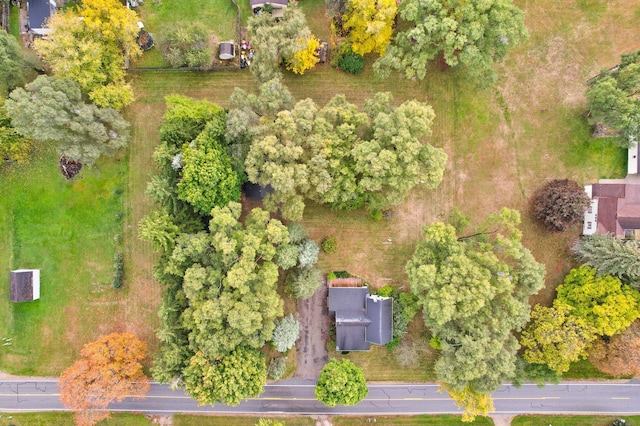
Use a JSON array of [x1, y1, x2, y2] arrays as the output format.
[[0, 0, 640, 424]]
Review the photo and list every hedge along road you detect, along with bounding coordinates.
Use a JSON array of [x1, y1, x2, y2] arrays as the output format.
[[0, 379, 639, 416]]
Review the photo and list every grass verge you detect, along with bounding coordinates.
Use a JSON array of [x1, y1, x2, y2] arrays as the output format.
[[174, 415, 314, 426], [512, 415, 640, 426], [0, 412, 152, 426], [332, 415, 494, 425]]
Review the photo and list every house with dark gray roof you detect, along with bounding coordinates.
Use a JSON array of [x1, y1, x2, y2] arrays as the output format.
[[328, 278, 393, 352], [10, 269, 40, 302], [27, 0, 56, 35]]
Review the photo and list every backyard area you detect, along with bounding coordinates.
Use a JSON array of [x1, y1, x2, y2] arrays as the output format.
[[133, 0, 250, 68], [0, 0, 637, 383]]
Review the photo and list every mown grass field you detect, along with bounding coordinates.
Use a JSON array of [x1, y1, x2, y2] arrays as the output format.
[[0, 145, 133, 375], [512, 415, 640, 426]]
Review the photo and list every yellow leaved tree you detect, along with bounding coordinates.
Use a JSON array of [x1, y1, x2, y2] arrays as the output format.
[[34, 0, 141, 110], [286, 36, 320, 75], [343, 0, 397, 56]]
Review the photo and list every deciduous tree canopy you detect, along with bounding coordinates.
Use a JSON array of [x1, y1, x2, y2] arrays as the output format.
[[374, 0, 528, 85], [59, 333, 150, 426], [342, 0, 397, 56], [0, 29, 25, 95], [247, 6, 316, 82], [406, 208, 545, 410], [5, 76, 130, 166], [533, 179, 590, 232], [245, 92, 446, 220], [0, 100, 32, 164], [589, 320, 640, 377], [33, 0, 141, 110], [554, 266, 640, 337], [176, 121, 241, 215], [587, 51, 640, 147], [183, 348, 267, 406], [315, 359, 368, 407], [152, 203, 299, 404], [520, 304, 596, 374]]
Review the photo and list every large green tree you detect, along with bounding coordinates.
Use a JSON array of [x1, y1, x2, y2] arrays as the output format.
[[33, 0, 140, 110], [152, 202, 299, 405], [572, 234, 640, 288], [406, 208, 545, 415], [5, 76, 129, 166], [247, 6, 316, 83], [315, 359, 368, 407], [176, 121, 241, 216], [554, 266, 640, 337], [586, 51, 640, 147], [245, 92, 447, 220], [183, 348, 267, 406], [374, 0, 528, 85], [0, 29, 25, 96], [144, 95, 236, 227]]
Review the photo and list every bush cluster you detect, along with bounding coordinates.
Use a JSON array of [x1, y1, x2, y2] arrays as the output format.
[[330, 42, 364, 75], [321, 235, 338, 254], [268, 356, 287, 380], [375, 286, 419, 349], [162, 23, 213, 68], [112, 252, 124, 288]]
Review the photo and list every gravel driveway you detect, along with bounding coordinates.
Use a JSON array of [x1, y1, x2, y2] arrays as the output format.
[[295, 280, 330, 379]]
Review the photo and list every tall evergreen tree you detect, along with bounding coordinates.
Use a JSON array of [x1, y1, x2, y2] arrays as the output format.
[[572, 234, 640, 289]]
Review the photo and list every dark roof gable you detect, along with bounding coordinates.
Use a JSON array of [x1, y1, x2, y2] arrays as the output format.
[[10, 270, 34, 302]]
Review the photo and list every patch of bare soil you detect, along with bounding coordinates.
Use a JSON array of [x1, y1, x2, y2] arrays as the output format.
[[295, 279, 329, 380]]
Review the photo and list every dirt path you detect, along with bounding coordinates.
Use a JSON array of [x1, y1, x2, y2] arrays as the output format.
[[295, 279, 330, 380]]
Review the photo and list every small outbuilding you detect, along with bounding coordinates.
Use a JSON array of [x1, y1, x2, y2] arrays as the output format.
[[250, 0, 288, 18], [10, 269, 40, 303], [219, 42, 236, 60]]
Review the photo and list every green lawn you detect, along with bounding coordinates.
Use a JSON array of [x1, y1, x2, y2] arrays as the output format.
[[512, 415, 640, 426], [174, 415, 314, 426], [9, 6, 20, 40], [0, 412, 152, 426], [0, 146, 127, 375], [332, 415, 494, 425]]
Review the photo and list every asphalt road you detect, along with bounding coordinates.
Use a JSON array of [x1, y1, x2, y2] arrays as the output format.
[[0, 379, 639, 416]]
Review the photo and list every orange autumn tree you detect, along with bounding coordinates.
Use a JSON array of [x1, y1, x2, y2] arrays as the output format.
[[59, 332, 150, 426]]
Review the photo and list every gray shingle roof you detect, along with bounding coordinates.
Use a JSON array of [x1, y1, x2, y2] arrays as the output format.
[[10, 270, 34, 302], [365, 296, 393, 345], [329, 286, 392, 351]]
